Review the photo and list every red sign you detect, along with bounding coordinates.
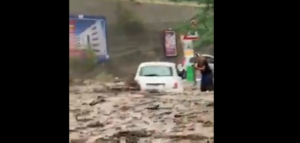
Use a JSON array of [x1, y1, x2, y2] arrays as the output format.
[[183, 31, 199, 40], [69, 19, 76, 50], [183, 20, 199, 40], [69, 20, 84, 57]]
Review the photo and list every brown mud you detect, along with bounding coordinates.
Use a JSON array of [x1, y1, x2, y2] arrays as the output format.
[[70, 81, 214, 143]]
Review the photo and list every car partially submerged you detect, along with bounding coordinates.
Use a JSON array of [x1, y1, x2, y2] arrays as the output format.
[[134, 61, 184, 93]]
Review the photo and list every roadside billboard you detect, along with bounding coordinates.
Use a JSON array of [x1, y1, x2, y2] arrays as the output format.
[[163, 30, 178, 57], [69, 15, 109, 63]]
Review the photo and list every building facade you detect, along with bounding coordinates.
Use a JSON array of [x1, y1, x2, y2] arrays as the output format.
[[77, 20, 107, 57]]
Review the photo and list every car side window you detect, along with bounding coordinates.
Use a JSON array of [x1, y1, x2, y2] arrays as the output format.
[[189, 57, 196, 63]]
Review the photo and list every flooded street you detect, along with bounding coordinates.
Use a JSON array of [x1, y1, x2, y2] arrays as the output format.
[[69, 81, 214, 143]]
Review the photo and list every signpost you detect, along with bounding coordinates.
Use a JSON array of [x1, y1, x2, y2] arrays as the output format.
[[182, 19, 200, 83]]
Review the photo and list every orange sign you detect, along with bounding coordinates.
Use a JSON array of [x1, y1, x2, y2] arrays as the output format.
[[69, 25, 74, 32], [184, 49, 194, 57]]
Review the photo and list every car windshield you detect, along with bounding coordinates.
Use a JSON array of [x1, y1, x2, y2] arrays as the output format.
[[139, 65, 173, 76]]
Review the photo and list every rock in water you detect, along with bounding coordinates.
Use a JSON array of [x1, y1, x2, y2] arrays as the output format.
[[125, 74, 140, 90], [89, 96, 105, 106], [86, 121, 104, 128]]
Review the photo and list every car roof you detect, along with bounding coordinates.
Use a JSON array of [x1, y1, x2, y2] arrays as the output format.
[[185, 54, 213, 59], [202, 54, 214, 58], [139, 61, 176, 67], [183, 54, 214, 64]]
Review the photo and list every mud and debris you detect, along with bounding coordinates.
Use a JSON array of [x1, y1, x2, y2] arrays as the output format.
[[70, 80, 213, 143]]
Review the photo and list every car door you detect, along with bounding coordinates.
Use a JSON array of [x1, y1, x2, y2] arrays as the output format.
[[204, 56, 214, 72]]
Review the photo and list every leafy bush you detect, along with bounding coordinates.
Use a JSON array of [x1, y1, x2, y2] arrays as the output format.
[[95, 72, 114, 82], [69, 48, 115, 82], [69, 48, 98, 79], [173, 0, 214, 48]]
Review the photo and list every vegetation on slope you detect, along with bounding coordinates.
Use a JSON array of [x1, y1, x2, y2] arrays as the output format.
[[172, 0, 214, 48]]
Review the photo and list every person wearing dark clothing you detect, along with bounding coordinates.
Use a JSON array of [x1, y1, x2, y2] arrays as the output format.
[[195, 55, 213, 92]]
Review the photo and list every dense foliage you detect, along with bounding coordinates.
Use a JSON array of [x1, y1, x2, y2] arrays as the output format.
[[172, 0, 214, 48]]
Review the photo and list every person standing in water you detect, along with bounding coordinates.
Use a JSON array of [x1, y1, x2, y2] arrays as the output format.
[[194, 54, 213, 92]]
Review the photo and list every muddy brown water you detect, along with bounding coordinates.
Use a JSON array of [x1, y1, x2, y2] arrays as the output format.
[[69, 82, 214, 143]]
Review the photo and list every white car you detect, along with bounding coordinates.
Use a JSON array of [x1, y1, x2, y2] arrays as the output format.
[[134, 62, 184, 93], [177, 54, 214, 79]]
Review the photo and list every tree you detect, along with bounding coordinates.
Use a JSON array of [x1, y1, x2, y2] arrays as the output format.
[[172, 0, 214, 48]]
